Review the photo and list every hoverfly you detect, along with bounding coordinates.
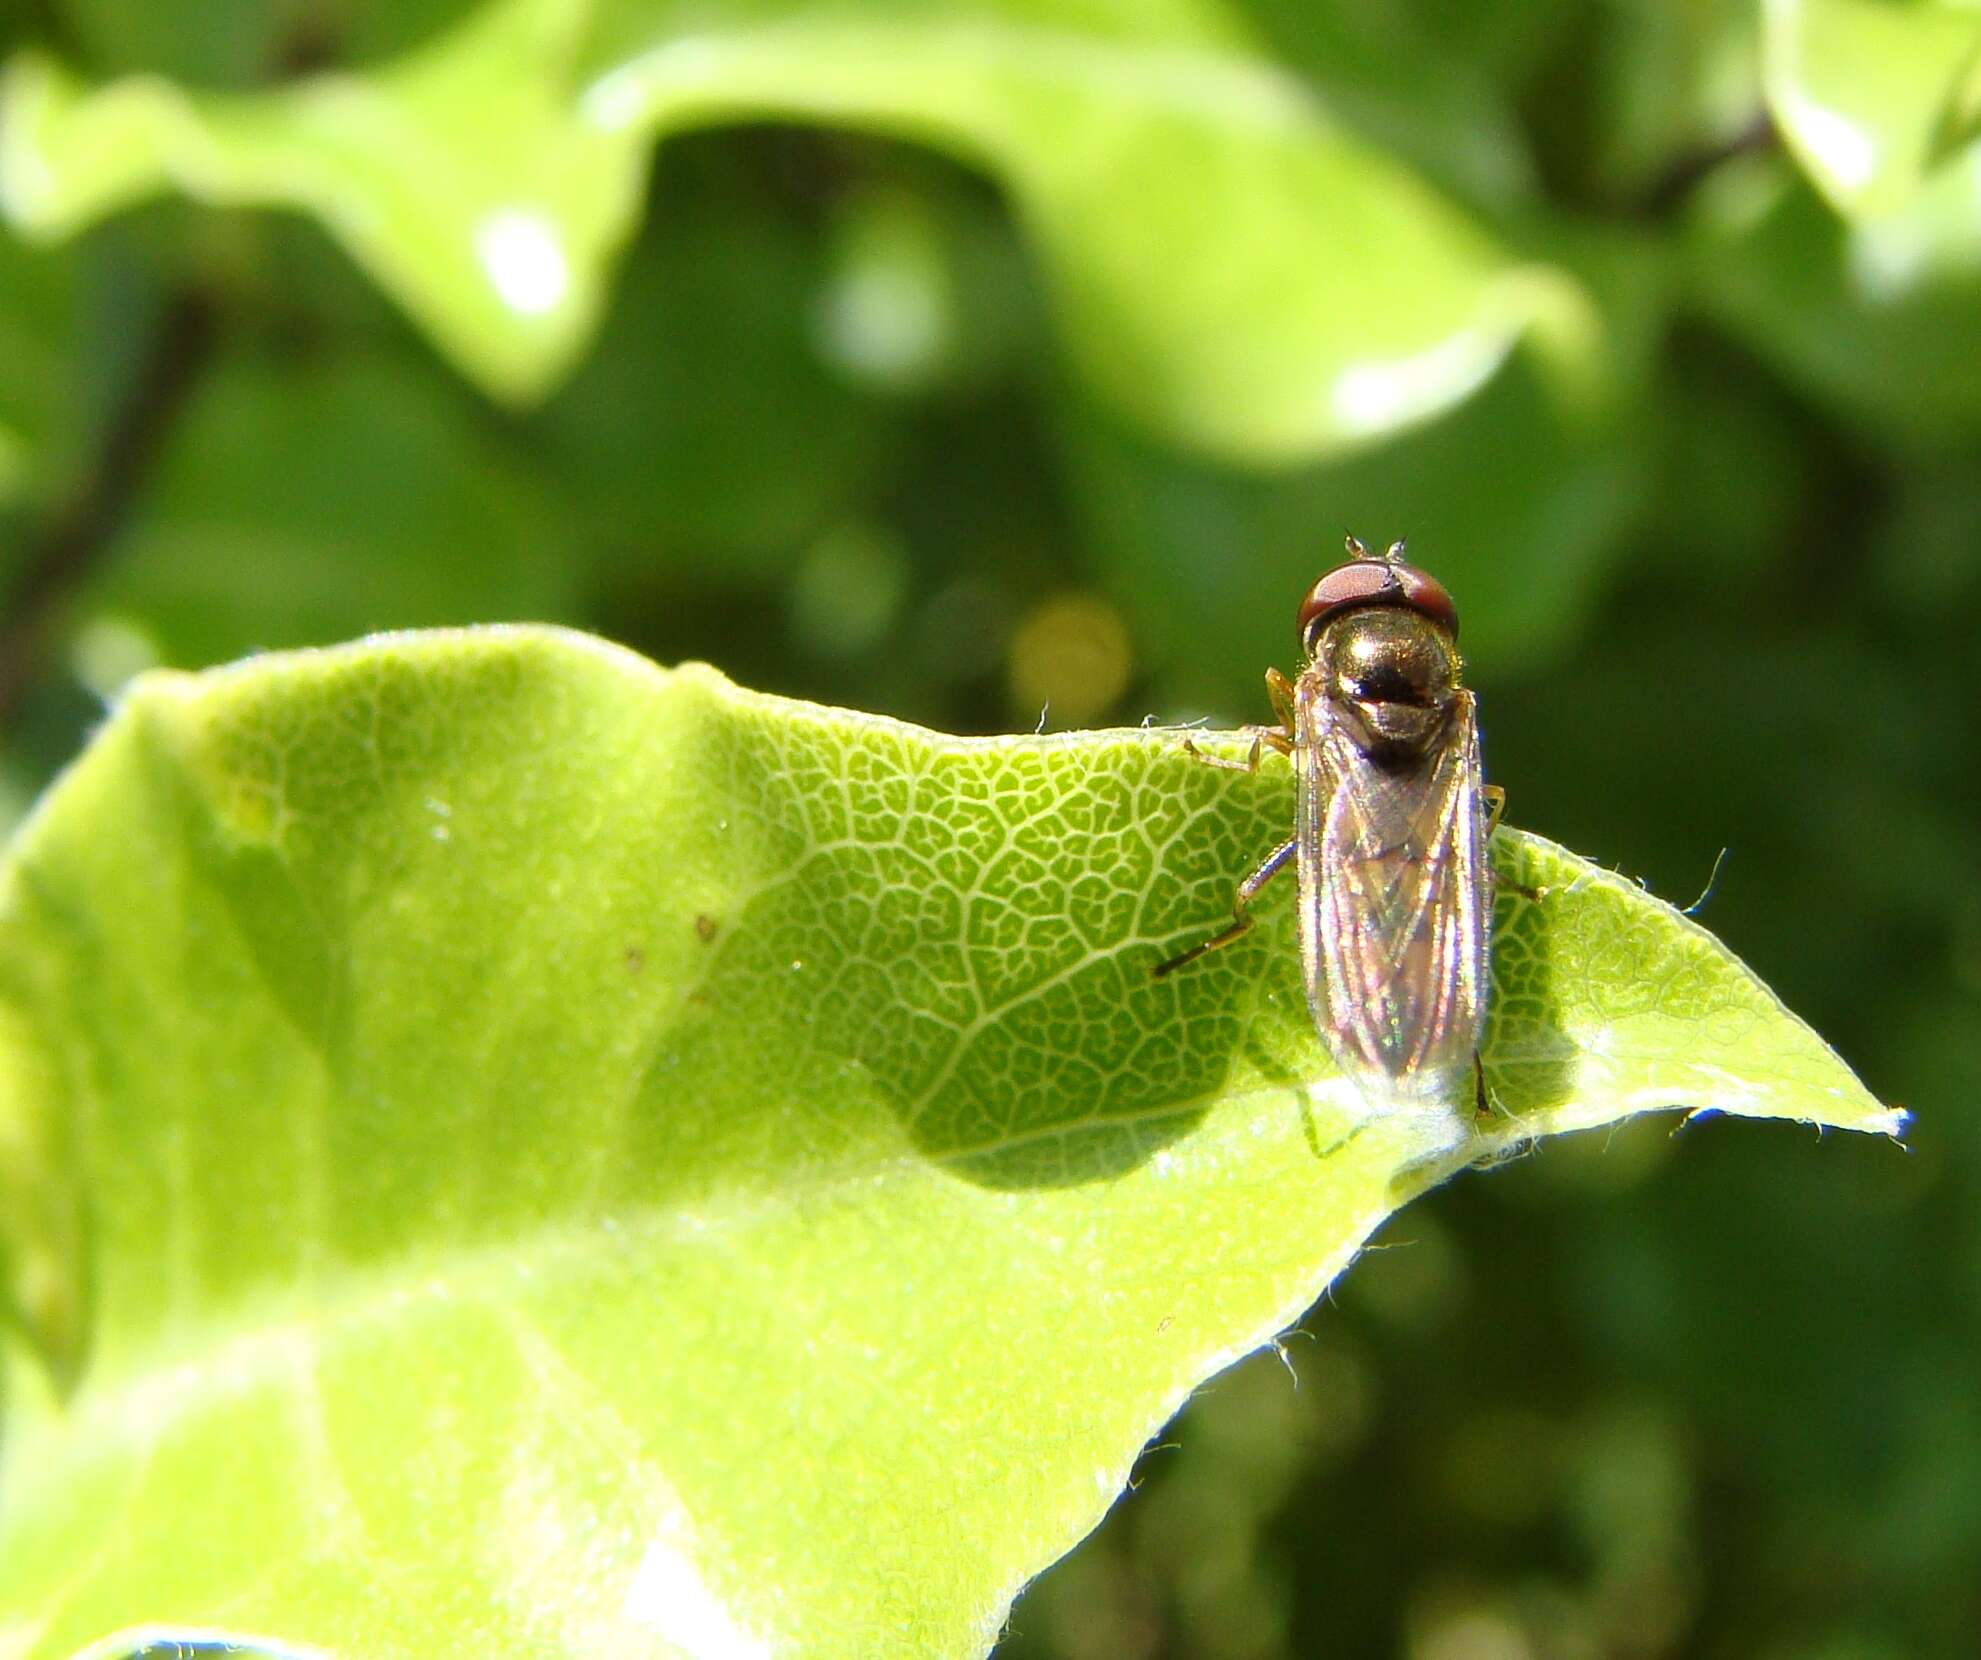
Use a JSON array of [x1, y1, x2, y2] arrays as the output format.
[[1154, 536, 1502, 1112]]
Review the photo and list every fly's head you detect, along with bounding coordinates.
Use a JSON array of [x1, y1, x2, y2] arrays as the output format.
[[1298, 536, 1462, 759]]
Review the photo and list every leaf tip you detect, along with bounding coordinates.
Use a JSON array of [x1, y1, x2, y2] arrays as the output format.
[[1866, 1101, 1911, 1142]]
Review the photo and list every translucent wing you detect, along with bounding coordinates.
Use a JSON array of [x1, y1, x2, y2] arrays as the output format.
[[1293, 678, 1489, 1105]]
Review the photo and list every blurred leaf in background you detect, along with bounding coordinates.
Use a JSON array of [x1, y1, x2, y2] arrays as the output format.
[[2, 0, 1980, 1654], [1762, 0, 1981, 219], [0, 0, 1603, 459]]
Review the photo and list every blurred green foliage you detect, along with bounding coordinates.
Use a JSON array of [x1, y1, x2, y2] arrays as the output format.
[[1, 0, 1978, 1655]]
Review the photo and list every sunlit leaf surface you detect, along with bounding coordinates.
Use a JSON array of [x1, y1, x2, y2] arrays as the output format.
[[0, 630, 1895, 1660], [0, 0, 1597, 462]]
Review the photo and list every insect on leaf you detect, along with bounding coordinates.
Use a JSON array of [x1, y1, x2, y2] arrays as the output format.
[[0, 630, 1896, 1660]]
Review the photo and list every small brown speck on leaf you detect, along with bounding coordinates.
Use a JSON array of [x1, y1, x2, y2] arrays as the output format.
[[624, 947, 645, 974], [694, 914, 720, 943]]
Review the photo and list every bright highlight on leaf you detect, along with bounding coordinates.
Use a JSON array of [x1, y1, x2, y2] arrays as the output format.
[[0, 0, 644, 405], [1762, 0, 1981, 218], [0, 0, 1598, 462], [0, 629, 1895, 1660]]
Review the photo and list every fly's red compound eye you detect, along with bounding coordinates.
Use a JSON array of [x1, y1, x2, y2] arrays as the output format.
[[1297, 545, 1459, 650]]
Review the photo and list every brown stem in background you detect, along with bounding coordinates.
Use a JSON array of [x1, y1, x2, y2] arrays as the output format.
[[0, 289, 217, 729], [1632, 110, 1779, 219]]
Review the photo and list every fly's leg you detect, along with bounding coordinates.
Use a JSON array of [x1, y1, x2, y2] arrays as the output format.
[[1472, 1051, 1511, 1124], [1156, 666, 1299, 976], [1178, 726, 1293, 773], [1265, 666, 1296, 730], [1484, 785, 1549, 903], [1153, 837, 1297, 979], [1173, 666, 1298, 774]]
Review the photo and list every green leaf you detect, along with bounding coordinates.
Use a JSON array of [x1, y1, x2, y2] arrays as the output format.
[[0, 630, 1895, 1659], [54, 0, 481, 87], [1763, 0, 1981, 217], [0, 1, 647, 404], [578, 0, 1600, 463], [0, 0, 1601, 462]]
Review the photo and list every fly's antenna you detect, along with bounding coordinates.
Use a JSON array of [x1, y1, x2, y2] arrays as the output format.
[[1343, 532, 1370, 560], [1384, 537, 1408, 566]]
